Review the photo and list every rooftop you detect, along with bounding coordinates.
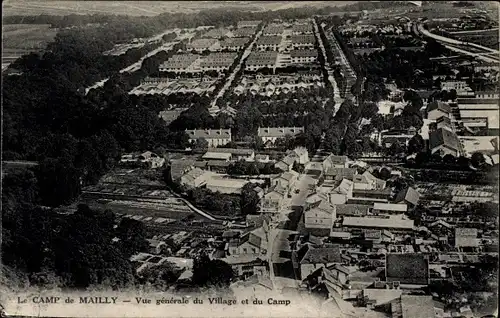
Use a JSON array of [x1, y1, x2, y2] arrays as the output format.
[[386, 253, 429, 285], [186, 129, 231, 139], [342, 215, 414, 230], [334, 204, 371, 216], [373, 203, 407, 212], [258, 127, 304, 138], [429, 128, 460, 152], [300, 245, 342, 264], [206, 147, 254, 156]]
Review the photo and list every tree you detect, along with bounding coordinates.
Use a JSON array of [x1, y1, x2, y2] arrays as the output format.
[[471, 152, 486, 169], [240, 183, 260, 216], [116, 217, 150, 258], [193, 138, 209, 150], [443, 154, 456, 165], [407, 134, 425, 155], [192, 254, 234, 287]]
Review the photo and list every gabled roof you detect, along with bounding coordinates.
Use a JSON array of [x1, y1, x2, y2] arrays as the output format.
[[280, 170, 299, 182], [300, 245, 342, 264], [395, 186, 420, 206], [306, 199, 335, 215], [323, 154, 348, 165], [240, 232, 262, 249], [426, 101, 451, 114], [325, 168, 357, 180], [279, 155, 297, 167], [206, 147, 254, 156], [429, 128, 460, 152], [335, 204, 371, 216], [331, 179, 354, 195]]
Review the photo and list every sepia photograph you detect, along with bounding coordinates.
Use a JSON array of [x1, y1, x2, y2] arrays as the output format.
[[1, 1, 499, 317]]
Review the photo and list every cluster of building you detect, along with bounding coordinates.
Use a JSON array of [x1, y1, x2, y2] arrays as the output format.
[[233, 72, 323, 96], [130, 76, 218, 95]]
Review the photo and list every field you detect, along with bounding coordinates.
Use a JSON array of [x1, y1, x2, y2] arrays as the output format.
[[454, 30, 499, 50], [3, 1, 355, 16]]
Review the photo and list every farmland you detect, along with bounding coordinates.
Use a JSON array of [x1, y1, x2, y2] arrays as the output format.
[[453, 29, 500, 49], [2, 24, 58, 70]]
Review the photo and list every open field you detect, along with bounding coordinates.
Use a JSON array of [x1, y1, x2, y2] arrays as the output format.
[[3, 1, 356, 16]]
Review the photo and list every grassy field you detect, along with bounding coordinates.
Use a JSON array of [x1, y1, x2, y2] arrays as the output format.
[[3, 0, 355, 16], [2, 24, 57, 49]]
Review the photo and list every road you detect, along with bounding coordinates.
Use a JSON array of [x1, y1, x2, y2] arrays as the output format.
[[449, 28, 499, 35], [314, 19, 343, 106], [210, 28, 263, 108], [416, 24, 500, 63]]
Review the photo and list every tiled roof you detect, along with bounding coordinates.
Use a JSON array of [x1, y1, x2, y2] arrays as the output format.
[[291, 34, 316, 44], [426, 101, 451, 114], [187, 38, 218, 49], [395, 186, 420, 206], [247, 51, 278, 65], [386, 253, 429, 285], [258, 127, 304, 138], [342, 215, 414, 230], [290, 49, 318, 58], [280, 170, 299, 182], [300, 245, 342, 264], [325, 167, 357, 179], [324, 155, 349, 165], [219, 37, 250, 47], [429, 128, 460, 152], [256, 35, 282, 45], [186, 129, 231, 139], [331, 179, 354, 195], [202, 152, 232, 160], [335, 204, 371, 216], [240, 232, 262, 249]]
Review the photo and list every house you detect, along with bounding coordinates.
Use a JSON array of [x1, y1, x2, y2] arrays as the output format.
[[206, 177, 249, 194], [202, 151, 232, 161], [180, 168, 212, 188], [204, 147, 255, 161], [454, 228, 479, 250], [258, 127, 305, 145], [228, 224, 268, 256], [272, 170, 299, 189], [263, 25, 285, 36], [429, 128, 460, 157], [322, 155, 349, 170], [255, 154, 271, 163], [327, 179, 354, 205], [325, 168, 357, 181], [292, 23, 314, 35], [426, 101, 452, 121], [297, 244, 343, 280], [391, 295, 444, 318], [394, 186, 420, 207], [353, 171, 386, 190], [170, 159, 196, 181], [219, 37, 250, 51], [352, 188, 392, 201], [222, 254, 267, 277], [304, 199, 336, 231], [289, 146, 310, 164], [343, 215, 414, 233], [304, 265, 353, 300], [246, 214, 272, 228], [275, 154, 296, 171], [230, 272, 273, 294], [385, 253, 429, 286], [360, 287, 403, 309], [291, 34, 316, 49], [199, 52, 237, 71], [146, 239, 167, 255], [260, 186, 286, 213], [185, 129, 232, 147], [372, 203, 407, 215]]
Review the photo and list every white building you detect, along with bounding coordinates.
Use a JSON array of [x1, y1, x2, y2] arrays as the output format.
[[186, 129, 232, 147]]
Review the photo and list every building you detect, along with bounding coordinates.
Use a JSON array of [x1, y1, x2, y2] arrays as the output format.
[[391, 295, 444, 318], [297, 244, 343, 280], [260, 186, 286, 213], [454, 228, 479, 250], [334, 204, 371, 217], [325, 168, 357, 181], [275, 154, 296, 171], [206, 177, 249, 194], [304, 199, 336, 231], [352, 171, 386, 190], [258, 126, 304, 145], [272, 171, 299, 189], [159, 54, 200, 73], [475, 90, 499, 99], [287, 147, 309, 164], [203, 27, 230, 38], [186, 38, 219, 53], [202, 152, 232, 161], [394, 187, 420, 207], [290, 49, 318, 64], [426, 101, 451, 120], [292, 23, 314, 35], [120, 151, 165, 168], [219, 37, 250, 51], [342, 215, 414, 232], [263, 25, 285, 36], [180, 167, 212, 188], [386, 253, 429, 286], [203, 148, 255, 161], [255, 35, 282, 51], [372, 203, 407, 215], [428, 115, 452, 132], [232, 27, 257, 37], [326, 179, 354, 205], [429, 128, 460, 157], [228, 224, 268, 256], [291, 35, 316, 49], [186, 129, 232, 147], [440, 80, 472, 95], [245, 51, 278, 71], [457, 97, 499, 133], [322, 155, 349, 170], [199, 52, 237, 72], [237, 20, 261, 28]]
